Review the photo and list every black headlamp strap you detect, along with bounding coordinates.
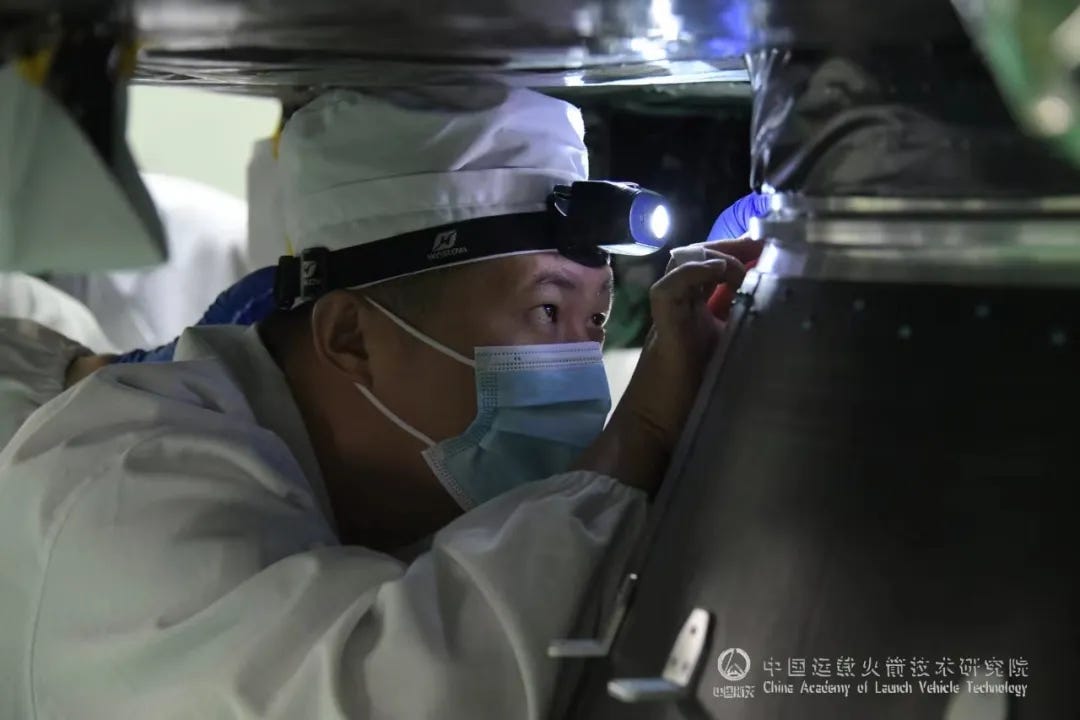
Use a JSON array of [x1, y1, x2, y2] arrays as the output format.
[[275, 211, 564, 309]]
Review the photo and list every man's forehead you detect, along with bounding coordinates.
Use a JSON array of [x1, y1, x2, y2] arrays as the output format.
[[443, 252, 612, 300], [516, 253, 613, 294]]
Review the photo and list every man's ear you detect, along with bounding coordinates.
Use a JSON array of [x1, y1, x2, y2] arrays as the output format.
[[310, 290, 373, 386]]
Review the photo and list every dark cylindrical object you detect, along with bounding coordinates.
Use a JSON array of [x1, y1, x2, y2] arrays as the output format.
[[559, 3, 1080, 719], [748, 45, 1080, 197], [564, 276, 1079, 719]]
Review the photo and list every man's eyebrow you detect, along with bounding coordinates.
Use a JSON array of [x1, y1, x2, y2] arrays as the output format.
[[531, 271, 614, 295], [532, 271, 578, 291]]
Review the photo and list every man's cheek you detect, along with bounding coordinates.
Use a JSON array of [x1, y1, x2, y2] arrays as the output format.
[[423, 369, 478, 439]]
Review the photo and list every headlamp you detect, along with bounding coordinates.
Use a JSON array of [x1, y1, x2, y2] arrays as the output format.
[[551, 181, 673, 257]]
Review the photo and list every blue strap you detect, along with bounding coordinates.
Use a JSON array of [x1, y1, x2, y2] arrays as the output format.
[[111, 266, 278, 364]]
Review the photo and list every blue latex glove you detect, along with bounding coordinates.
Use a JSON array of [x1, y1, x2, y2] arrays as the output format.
[[707, 192, 771, 240], [112, 265, 278, 364]]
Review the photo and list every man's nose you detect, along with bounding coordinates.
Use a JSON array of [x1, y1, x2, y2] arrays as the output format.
[[564, 324, 603, 345]]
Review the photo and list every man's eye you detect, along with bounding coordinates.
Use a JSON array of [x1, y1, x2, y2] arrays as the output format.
[[539, 304, 558, 323], [590, 313, 607, 328]]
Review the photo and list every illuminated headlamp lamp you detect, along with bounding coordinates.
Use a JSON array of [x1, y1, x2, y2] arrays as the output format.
[[550, 181, 672, 258], [275, 179, 673, 308]]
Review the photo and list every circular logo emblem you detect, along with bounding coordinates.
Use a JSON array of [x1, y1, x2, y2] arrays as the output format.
[[717, 648, 751, 682]]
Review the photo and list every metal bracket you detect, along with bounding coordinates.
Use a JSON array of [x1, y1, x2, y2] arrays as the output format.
[[607, 607, 712, 703], [548, 573, 637, 658]]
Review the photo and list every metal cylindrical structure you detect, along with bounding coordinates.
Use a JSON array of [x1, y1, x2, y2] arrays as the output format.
[[561, 7, 1080, 719]]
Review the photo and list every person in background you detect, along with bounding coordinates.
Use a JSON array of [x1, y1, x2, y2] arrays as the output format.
[[0, 273, 116, 446], [0, 272, 116, 353], [48, 172, 250, 350], [0, 173, 259, 450], [0, 86, 759, 719], [246, 132, 289, 271]]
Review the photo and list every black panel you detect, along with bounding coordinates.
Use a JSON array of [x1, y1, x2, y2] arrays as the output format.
[[567, 275, 1080, 719]]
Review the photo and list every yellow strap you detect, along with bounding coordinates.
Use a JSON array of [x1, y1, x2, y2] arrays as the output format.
[[14, 47, 55, 85], [14, 39, 138, 85], [116, 41, 141, 80], [271, 104, 288, 159], [271, 124, 283, 160], [271, 106, 290, 254]]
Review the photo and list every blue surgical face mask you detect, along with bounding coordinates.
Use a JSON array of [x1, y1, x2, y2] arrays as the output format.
[[356, 298, 612, 510]]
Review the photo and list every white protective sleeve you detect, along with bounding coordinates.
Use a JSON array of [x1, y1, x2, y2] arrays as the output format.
[[0, 360, 646, 720]]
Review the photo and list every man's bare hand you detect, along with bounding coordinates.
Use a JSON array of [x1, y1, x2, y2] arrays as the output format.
[[622, 237, 764, 449], [64, 354, 114, 389], [574, 238, 763, 494]]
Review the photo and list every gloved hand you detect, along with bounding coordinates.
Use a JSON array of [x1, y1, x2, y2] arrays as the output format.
[[668, 193, 769, 321], [111, 265, 278, 364], [707, 192, 769, 320], [707, 192, 771, 241]]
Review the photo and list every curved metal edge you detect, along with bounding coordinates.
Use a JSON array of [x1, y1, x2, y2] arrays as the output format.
[[749, 207, 1080, 287], [619, 271, 762, 567], [752, 237, 1080, 288], [766, 193, 1080, 216], [129, 58, 750, 91]]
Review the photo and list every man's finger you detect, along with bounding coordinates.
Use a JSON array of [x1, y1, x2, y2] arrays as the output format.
[[666, 245, 753, 273], [700, 237, 765, 265], [651, 257, 746, 300], [702, 249, 734, 262]]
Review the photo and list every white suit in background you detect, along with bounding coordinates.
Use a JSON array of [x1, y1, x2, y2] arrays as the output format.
[[0, 319, 87, 450], [0, 277, 117, 449], [50, 172, 250, 350], [0, 174, 247, 448], [0, 273, 115, 352], [0, 88, 648, 719], [246, 136, 289, 271]]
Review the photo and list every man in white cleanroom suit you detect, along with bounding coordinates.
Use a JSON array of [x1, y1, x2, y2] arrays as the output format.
[[0, 87, 755, 719]]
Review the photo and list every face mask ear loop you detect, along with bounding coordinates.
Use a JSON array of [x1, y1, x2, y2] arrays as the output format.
[[364, 296, 476, 368], [314, 295, 440, 447], [355, 383, 437, 448]]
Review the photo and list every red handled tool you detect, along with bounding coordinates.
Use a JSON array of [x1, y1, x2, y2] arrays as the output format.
[[708, 257, 759, 321]]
